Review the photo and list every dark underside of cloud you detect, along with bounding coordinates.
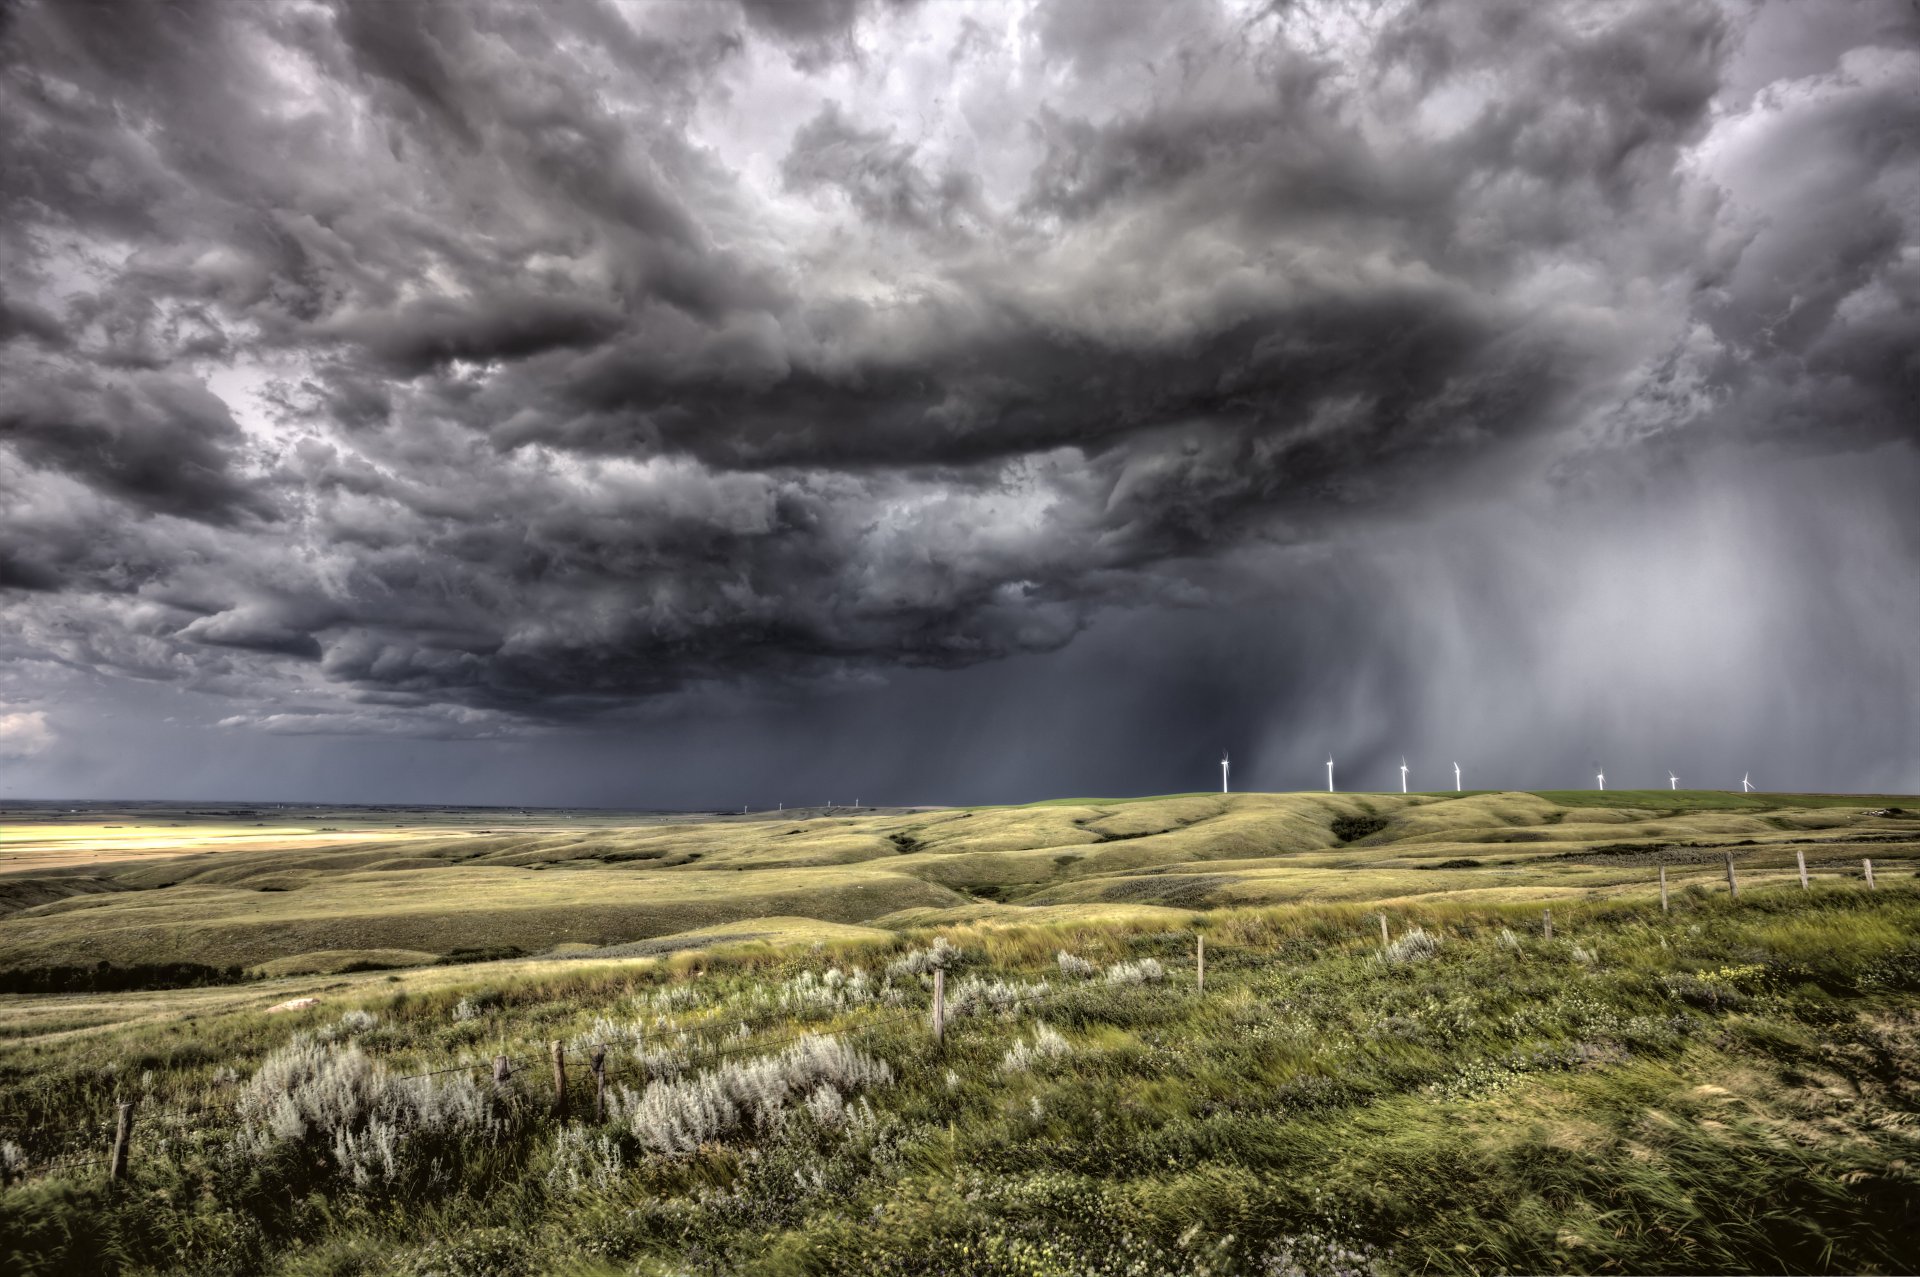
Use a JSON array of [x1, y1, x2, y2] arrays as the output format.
[[0, 0, 1917, 795]]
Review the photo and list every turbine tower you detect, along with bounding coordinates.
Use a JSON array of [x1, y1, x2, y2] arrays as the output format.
[[1668, 771, 1678, 791], [1221, 751, 1230, 794], [1453, 761, 1461, 792], [1326, 756, 1335, 793], [1596, 768, 1606, 792], [1399, 758, 1409, 794], [1742, 772, 1754, 793]]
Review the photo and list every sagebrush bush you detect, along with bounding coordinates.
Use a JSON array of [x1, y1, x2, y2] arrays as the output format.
[[947, 974, 1051, 1018], [1383, 927, 1441, 963], [777, 966, 894, 1011], [886, 937, 961, 979], [613, 1034, 892, 1154], [338, 1009, 378, 1035], [544, 1126, 624, 1194], [1055, 951, 1096, 978], [1103, 958, 1165, 985], [235, 1035, 489, 1186], [1000, 1023, 1072, 1073]]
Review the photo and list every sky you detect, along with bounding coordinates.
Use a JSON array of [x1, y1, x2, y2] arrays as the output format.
[[1, 0, 1917, 807]]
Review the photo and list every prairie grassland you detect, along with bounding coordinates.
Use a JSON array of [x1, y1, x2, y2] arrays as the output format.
[[0, 884, 1915, 1275], [4, 791, 1916, 982], [1, 792, 1918, 1275]]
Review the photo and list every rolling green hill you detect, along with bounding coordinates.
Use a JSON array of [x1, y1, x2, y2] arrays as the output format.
[[3, 791, 1915, 982]]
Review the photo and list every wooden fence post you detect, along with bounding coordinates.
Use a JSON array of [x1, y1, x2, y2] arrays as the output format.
[[1797, 849, 1808, 890], [932, 967, 945, 1046], [1542, 909, 1553, 940], [1659, 866, 1669, 914], [1864, 858, 1875, 890], [551, 1041, 567, 1119], [1725, 852, 1738, 899], [1196, 933, 1205, 996], [109, 1101, 133, 1182], [591, 1046, 607, 1123], [493, 1054, 511, 1095], [1379, 914, 1389, 947]]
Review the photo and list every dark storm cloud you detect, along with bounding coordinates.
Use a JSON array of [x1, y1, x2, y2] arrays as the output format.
[[0, 363, 272, 523], [0, 0, 1916, 774]]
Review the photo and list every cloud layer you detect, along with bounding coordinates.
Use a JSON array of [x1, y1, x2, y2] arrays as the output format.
[[0, 0, 1916, 792]]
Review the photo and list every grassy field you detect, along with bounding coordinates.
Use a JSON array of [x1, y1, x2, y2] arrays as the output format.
[[1, 791, 1917, 1274]]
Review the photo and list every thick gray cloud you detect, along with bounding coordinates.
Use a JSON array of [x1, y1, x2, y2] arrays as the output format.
[[0, 0, 1916, 798]]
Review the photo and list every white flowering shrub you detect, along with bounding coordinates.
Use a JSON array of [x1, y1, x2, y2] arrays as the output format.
[[946, 975, 1051, 1019], [235, 1035, 488, 1187], [544, 1125, 625, 1194], [1055, 951, 1097, 978], [1103, 958, 1165, 985], [338, 1009, 378, 1035], [886, 937, 961, 979], [0, 1139, 24, 1183], [1383, 927, 1441, 964], [613, 1034, 892, 1155], [451, 998, 482, 1023], [999, 1023, 1072, 1073]]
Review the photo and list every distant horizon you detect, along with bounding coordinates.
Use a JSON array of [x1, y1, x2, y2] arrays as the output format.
[[4, 785, 1914, 814]]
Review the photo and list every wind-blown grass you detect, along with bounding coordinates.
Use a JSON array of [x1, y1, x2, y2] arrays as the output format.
[[0, 884, 1915, 1274]]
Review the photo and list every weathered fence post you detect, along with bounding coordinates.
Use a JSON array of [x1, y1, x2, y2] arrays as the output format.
[[591, 1046, 607, 1123], [109, 1101, 133, 1182], [1864, 858, 1875, 890], [493, 1054, 511, 1095], [1797, 849, 1808, 890], [551, 1041, 567, 1119], [1659, 865, 1669, 914], [1542, 908, 1553, 940], [932, 967, 946, 1046], [1195, 933, 1205, 995], [1725, 852, 1738, 899], [1379, 914, 1390, 947]]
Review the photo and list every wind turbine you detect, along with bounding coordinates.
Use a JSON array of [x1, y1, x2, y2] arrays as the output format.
[[1453, 761, 1461, 792], [1668, 771, 1678, 791], [1399, 758, 1409, 794], [1596, 768, 1606, 791], [1221, 751, 1230, 794], [1742, 772, 1754, 793], [1326, 756, 1335, 793]]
